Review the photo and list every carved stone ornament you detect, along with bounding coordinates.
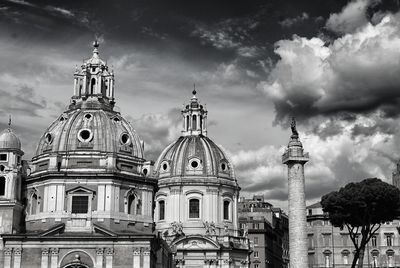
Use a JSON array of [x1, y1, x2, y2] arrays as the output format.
[[96, 248, 104, 255]]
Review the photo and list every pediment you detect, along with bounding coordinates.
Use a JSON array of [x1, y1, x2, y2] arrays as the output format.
[[66, 186, 96, 195], [172, 235, 220, 250]]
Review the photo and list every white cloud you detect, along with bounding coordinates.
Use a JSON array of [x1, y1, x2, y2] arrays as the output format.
[[326, 0, 375, 34], [260, 13, 400, 124], [279, 12, 310, 28]]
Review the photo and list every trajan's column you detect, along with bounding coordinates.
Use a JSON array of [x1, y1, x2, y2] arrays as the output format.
[[282, 118, 309, 268]]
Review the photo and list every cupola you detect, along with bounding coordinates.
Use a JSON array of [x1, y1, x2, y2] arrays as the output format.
[[181, 88, 208, 136]]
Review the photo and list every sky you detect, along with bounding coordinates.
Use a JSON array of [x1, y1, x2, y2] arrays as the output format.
[[1, 0, 400, 210]]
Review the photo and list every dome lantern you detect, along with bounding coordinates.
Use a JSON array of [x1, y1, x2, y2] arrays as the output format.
[[71, 41, 115, 110], [181, 86, 208, 136]]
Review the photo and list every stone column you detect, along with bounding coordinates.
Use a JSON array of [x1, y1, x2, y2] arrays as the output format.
[[142, 247, 151, 268], [41, 248, 49, 268], [4, 248, 12, 268], [133, 247, 141, 267], [50, 248, 59, 268], [13, 248, 22, 268], [96, 248, 104, 268], [105, 248, 113, 268], [282, 119, 309, 268]]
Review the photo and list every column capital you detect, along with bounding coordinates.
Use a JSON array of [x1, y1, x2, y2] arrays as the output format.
[[96, 248, 104, 256], [133, 247, 141, 255], [4, 248, 12, 256], [142, 247, 151, 255], [14, 248, 22, 256], [105, 247, 114, 256], [50, 248, 59, 256], [42, 248, 49, 256]]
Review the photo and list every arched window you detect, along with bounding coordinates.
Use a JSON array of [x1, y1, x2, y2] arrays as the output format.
[[90, 78, 96, 95], [200, 115, 203, 130], [31, 194, 38, 215], [186, 115, 189, 131], [192, 115, 197, 130], [159, 200, 165, 220], [0, 176, 5, 196], [223, 200, 230, 220], [189, 199, 200, 218], [128, 195, 135, 215], [136, 199, 142, 215]]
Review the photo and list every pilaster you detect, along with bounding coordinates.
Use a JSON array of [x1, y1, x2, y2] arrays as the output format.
[[41, 248, 49, 268], [4, 247, 12, 268], [96, 248, 104, 268], [105, 247, 113, 268], [13, 248, 21, 268], [133, 247, 141, 267], [142, 247, 151, 268], [50, 248, 59, 268]]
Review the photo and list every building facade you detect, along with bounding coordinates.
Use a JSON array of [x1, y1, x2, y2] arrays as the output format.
[[0, 42, 251, 268], [153, 90, 251, 267], [0, 42, 171, 268], [307, 202, 400, 268], [238, 195, 289, 268]]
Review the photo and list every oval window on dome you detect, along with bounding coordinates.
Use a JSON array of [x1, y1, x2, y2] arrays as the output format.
[[45, 133, 53, 144], [143, 168, 148, 175], [120, 133, 131, 145], [84, 113, 92, 120], [161, 162, 169, 172], [221, 163, 227, 171], [78, 129, 93, 143], [191, 161, 198, 168]]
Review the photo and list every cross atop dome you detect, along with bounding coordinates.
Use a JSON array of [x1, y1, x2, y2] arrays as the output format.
[[181, 87, 208, 136]]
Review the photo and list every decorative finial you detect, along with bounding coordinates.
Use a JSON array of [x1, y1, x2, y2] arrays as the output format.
[[291, 117, 298, 137], [192, 83, 197, 96], [93, 39, 99, 48]]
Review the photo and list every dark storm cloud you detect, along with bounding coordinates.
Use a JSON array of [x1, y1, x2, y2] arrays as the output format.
[[0, 86, 46, 117]]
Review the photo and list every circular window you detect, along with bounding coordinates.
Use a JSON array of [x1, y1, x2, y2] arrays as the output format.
[[221, 163, 226, 171], [59, 117, 65, 122], [113, 117, 120, 122], [120, 133, 131, 145], [191, 161, 199, 168], [45, 133, 53, 144], [0, 165, 4, 172], [162, 163, 168, 171], [84, 113, 92, 120], [78, 129, 93, 142], [143, 168, 148, 175]]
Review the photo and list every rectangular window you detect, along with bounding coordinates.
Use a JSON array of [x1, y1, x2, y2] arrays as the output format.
[[371, 236, 377, 247], [254, 251, 259, 258], [71, 196, 89, 213], [254, 237, 258, 245], [0, 154, 7, 161], [342, 234, 348, 247], [189, 199, 200, 218], [253, 223, 259, 229], [308, 234, 314, 249], [323, 234, 331, 247], [223, 200, 230, 220], [254, 264, 259, 268], [308, 209, 312, 215], [0, 177, 5, 196], [387, 234, 393, 247], [159, 200, 165, 220]]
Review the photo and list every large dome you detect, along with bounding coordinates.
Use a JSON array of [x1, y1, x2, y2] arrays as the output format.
[[154, 135, 235, 180], [0, 128, 21, 150], [35, 100, 143, 159]]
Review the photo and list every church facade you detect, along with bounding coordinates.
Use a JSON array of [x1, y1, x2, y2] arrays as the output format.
[[0, 42, 250, 268]]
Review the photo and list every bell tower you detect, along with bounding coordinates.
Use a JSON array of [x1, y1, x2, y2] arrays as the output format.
[[0, 119, 25, 239]]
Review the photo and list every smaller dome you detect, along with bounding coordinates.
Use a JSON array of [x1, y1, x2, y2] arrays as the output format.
[[0, 128, 21, 150], [154, 135, 235, 180]]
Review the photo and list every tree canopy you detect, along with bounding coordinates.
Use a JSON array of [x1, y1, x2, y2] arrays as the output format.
[[321, 178, 400, 268]]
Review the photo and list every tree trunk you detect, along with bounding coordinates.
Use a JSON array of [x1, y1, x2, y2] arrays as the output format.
[[358, 248, 365, 268], [351, 249, 360, 268]]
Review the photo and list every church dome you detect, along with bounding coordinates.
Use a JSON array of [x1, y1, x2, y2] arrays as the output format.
[[154, 90, 235, 181], [154, 135, 235, 179], [33, 42, 144, 162], [35, 107, 143, 158], [0, 128, 21, 150]]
